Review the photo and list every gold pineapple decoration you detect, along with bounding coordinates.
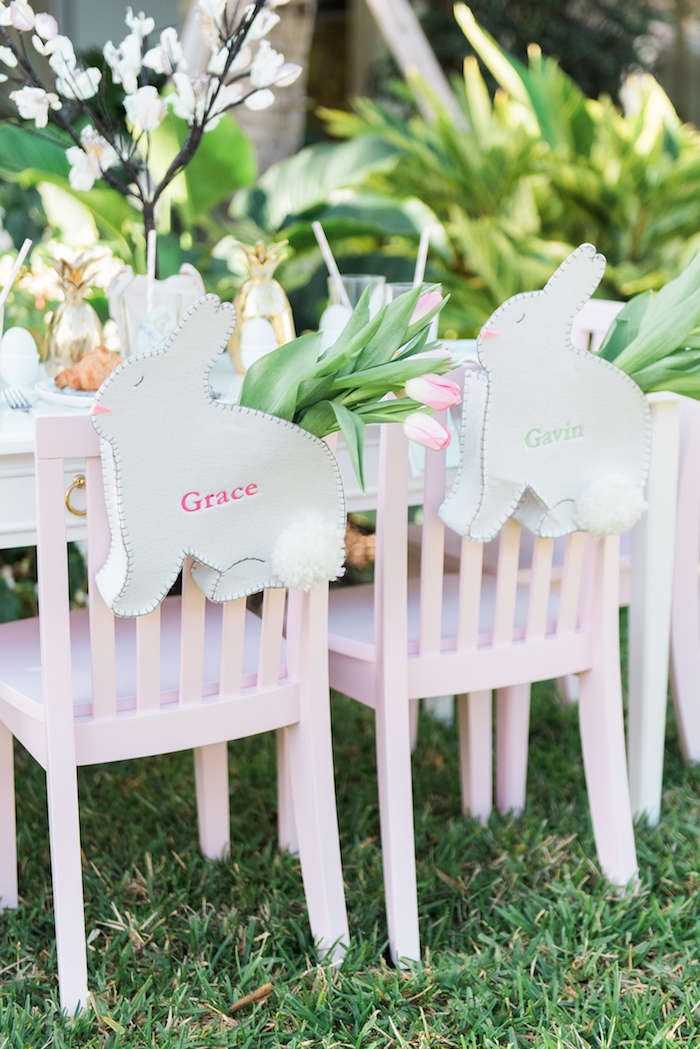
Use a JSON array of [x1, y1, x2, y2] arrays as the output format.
[[229, 240, 295, 373], [46, 253, 104, 377]]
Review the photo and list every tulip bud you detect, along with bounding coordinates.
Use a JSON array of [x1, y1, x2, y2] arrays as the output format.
[[403, 412, 451, 451], [405, 373, 461, 411], [411, 290, 442, 324]]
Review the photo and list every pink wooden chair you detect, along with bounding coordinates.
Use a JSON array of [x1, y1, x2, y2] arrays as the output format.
[[327, 420, 637, 964], [670, 396, 700, 759], [0, 414, 348, 1013]]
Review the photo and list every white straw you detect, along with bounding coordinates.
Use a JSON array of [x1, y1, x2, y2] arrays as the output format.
[[312, 221, 351, 310], [413, 225, 432, 289], [146, 228, 157, 315], [0, 237, 31, 315]]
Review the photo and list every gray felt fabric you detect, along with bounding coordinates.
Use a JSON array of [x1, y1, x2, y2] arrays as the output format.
[[440, 244, 651, 541], [91, 295, 345, 617]]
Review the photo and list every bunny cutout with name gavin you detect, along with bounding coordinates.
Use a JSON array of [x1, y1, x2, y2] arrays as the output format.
[[439, 244, 651, 542], [91, 295, 346, 617]]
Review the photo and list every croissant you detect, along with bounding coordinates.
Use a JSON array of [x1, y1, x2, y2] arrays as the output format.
[[55, 345, 122, 391]]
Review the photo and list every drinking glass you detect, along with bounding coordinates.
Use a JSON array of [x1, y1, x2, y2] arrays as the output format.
[[327, 274, 386, 316]]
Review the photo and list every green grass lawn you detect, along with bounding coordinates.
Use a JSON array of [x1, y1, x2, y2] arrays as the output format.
[[2, 654, 700, 1045]]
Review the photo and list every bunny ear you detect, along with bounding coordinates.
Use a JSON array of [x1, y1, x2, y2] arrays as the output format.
[[543, 244, 606, 314], [163, 294, 236, 371]]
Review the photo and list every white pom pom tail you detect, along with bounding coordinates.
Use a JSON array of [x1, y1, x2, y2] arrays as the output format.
[[271, 514, 346, 591], [575, 473, 647, 539]]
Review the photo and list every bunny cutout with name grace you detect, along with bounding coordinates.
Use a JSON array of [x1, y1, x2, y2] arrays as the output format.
[[91, 295, 346, 617], [439, 244, 651, 542]]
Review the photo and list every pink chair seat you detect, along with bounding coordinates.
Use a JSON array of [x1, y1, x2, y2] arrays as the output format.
[[0, 597, 284, 717], [329, 573, 561, 655]]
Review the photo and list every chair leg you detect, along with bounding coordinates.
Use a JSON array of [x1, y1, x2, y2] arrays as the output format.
[[579, 537, 638, 886], [457, 690, 492, 824], [375, 689, 420, 963], [276, 727, 299, 856], [286, 589, 349, 961], [409, 698, 419, 753], [194, 743, 230, 861], [556, 675, 579, 705], [496, 684, 531, 816], [0, 722, 17, 910], [45, 758, 88, 1013]]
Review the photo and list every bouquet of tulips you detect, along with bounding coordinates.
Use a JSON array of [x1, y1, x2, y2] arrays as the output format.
[[238, 285, 460, 488]]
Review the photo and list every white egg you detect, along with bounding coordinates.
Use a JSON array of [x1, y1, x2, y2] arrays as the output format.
[[0, 327, 39, 388], [1, 327, 38, 358]]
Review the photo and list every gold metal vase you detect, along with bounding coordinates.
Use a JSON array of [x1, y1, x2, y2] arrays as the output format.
[[45, 254, 104, 377], [228, 240, 295, 372]]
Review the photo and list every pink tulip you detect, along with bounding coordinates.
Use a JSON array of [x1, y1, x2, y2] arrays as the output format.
[[410, 291, 443, 324], [403, 412, 452, 451], [405, 372, 461, 410]]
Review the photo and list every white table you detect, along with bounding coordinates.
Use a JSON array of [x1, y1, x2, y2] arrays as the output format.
[[0, 357, 679, 826]]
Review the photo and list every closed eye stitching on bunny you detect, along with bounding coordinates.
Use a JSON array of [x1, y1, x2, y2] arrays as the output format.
[[134, 376, 144, 387]]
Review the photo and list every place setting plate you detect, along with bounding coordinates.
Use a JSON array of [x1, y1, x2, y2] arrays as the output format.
[[35, 378, 95, 410]]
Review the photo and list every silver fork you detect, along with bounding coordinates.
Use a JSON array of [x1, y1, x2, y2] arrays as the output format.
[[3, 387, 32, 412]]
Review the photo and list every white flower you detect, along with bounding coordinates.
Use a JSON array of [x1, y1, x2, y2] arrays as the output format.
[[245, 7, 280, 41], [244, 87, 274, 110], [10, 84, 61, 127], [67, 127, 119, 192], [143, 26, 185, 75], [199, 0, 225, 14], [249, 40, 284, 88], [45, 34, 75, 72], [9, 1, 34, 31], [125, 6, 154, 41], [0, 74, 7, 83], [103, 32, 142, 95], [55, 65, 101, 101], [0, 6, 10, 26], [0, 45, 17, 66], [206, 81, 243, 126], [124, 84, 167, 131], [274, 62, 302, 86], [207, 46, 227, 76], [207, 43, 251, 76], [34, 11, 56, 38], [66, 147, 96, 191], [170, 71, 202, 124], [197, 0, 224, 50]]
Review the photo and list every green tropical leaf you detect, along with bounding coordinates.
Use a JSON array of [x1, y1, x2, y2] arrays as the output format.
[[230, 137, 400, 233]]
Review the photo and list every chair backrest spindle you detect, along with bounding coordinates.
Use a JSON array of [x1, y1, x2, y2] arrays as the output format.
[[419, 427, 447, 655], [179, 555, 206, 706], [86, 455, 117, 719], [557, 532, 587, 634], [136, 607, 161, 712], [257, 588, 286, 689], [493, 518, 521, 645], [457, 537, 484, 650], [220, 597, 247, 697], [526, 537, 555, 642]]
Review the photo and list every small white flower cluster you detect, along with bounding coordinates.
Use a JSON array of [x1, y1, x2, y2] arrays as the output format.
[[1, 0, 302, 200]]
